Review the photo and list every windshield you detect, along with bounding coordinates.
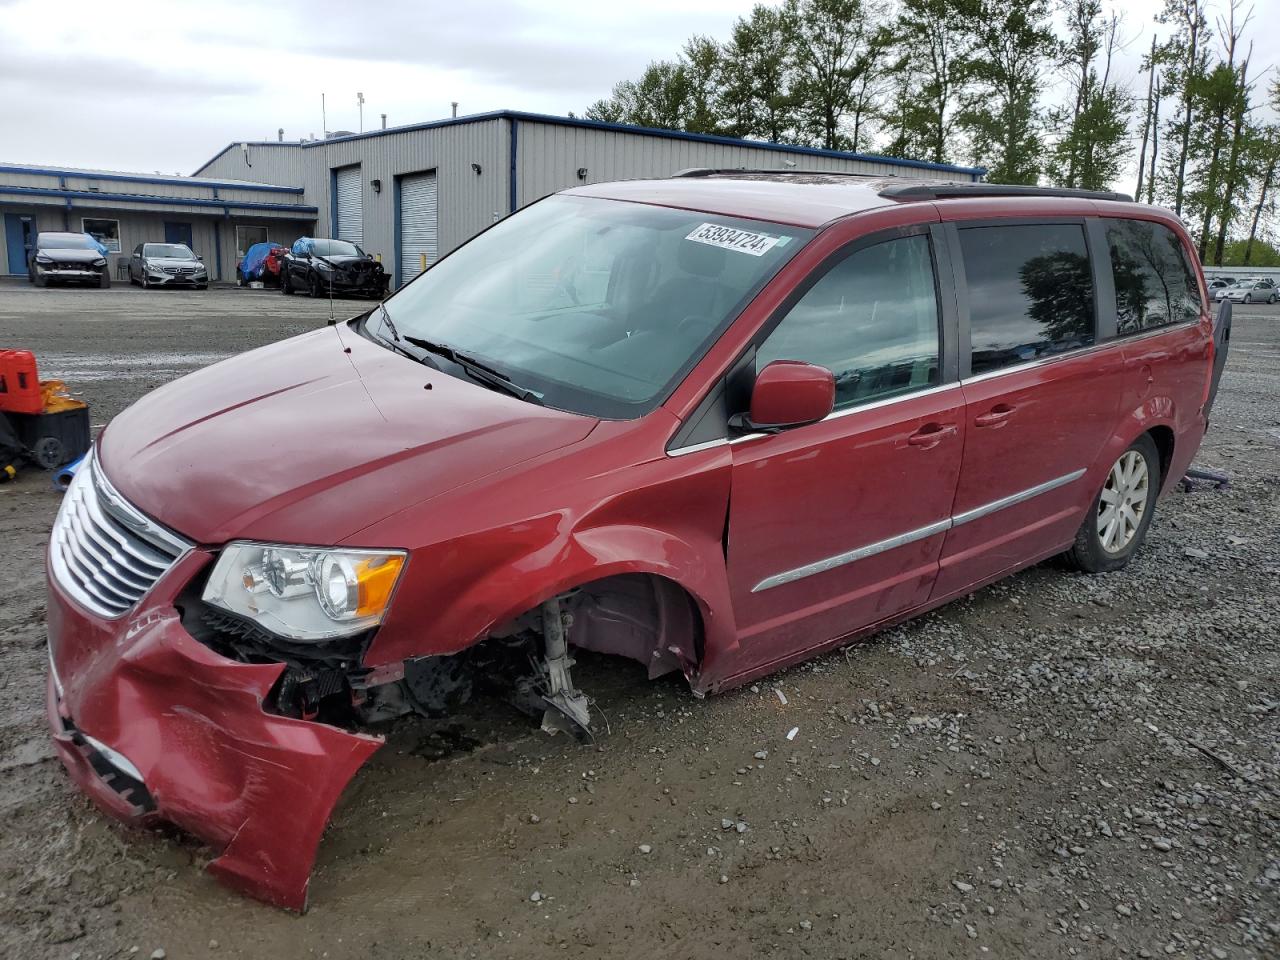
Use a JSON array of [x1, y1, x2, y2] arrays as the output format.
[[377, 195, 811, 418], [40, 234, 96, 250], [144, 243, 194, 259], [313, 239, 363, 257]]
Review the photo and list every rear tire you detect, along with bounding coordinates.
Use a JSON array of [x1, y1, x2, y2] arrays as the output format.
[[1063, 434, 1161, 574]]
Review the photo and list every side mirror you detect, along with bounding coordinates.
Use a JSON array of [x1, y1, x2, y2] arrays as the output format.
[[738, 360, 835, 433], [196, 254, 203, 261]]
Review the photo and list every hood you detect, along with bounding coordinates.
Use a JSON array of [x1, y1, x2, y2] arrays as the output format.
[[41, 248, 101, 263], [145, 256, 202, 267], [99, 324, 598, 545], [319, 255, 377, 269]]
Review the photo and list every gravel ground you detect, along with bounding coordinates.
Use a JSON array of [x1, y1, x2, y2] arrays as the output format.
[[0, 282, 1276, 960]]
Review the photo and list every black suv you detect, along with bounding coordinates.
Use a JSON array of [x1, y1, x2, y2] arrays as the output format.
[[280, 238, 387, 298], [28, 233, 111, 288]]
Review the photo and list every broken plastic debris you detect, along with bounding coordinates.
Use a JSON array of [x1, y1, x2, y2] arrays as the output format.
[[774, 688, 788, 706], [786, 726, 799, 741]]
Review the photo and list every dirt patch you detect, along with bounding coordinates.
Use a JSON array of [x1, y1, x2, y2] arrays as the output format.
[[0, 286, 1276, 959]]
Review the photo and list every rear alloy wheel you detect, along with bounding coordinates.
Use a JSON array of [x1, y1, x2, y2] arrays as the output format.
[[1064, 434, 1161, 573]]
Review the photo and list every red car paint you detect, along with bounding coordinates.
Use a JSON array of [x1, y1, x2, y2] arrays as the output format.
[[47, 176, 1215, 910]]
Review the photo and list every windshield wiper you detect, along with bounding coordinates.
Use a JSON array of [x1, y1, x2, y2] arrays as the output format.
[[403, 335, 543, 405], [367, 302, 427, 363]]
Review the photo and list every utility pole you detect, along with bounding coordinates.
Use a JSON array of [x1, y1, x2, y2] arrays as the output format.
[[358, 92, 365, 133]]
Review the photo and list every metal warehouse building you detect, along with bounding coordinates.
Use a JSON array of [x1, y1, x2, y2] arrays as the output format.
[[195, 111, 983, 288], [4, 111, 983, 287], [0, 163, 317, 281]]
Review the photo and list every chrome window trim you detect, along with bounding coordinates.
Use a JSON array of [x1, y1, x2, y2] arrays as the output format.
[[958, 317, 1201, 387], [750, 468, 1087, 592]]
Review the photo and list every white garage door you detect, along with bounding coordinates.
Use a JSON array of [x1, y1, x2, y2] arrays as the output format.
[[398, 172, 438, 287], [334, 166, 362, 244]]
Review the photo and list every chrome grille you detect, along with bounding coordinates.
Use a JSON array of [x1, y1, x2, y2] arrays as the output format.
[[49, 453, 191, 618]]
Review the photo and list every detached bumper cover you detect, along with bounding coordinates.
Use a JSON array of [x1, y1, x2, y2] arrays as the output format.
[[46, 551, 382, 911]]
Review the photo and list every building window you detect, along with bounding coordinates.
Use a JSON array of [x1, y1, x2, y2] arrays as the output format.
[[236, 225, 269, 258], [959, 223, 1096, 376], [82, 217, 120, 253]]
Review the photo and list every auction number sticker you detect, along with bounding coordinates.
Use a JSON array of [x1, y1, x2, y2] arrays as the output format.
[[686, 223, 782, 257]]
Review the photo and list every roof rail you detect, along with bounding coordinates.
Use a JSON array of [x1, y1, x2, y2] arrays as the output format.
[[672, 167, 882, 179], [879, 182, 1133, 203]]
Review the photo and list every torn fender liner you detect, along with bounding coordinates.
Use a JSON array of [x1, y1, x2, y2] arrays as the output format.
[[47, 583, 382, 911]]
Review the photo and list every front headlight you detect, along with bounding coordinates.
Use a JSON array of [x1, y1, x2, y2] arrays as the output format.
[[93, 258, 107, 266], [202, 542, 406, 641], [315, 260, 333, 272]]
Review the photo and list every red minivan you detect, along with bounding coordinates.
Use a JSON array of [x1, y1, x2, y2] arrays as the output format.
[[46, 172, 1224, 910]]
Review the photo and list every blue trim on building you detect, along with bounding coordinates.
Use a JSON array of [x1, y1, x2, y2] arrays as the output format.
[[0, 185, 318, 215], [194, 109, 987, 179], [0, 164, 303, 194]]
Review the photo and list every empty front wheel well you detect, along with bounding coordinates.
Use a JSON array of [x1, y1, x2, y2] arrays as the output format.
[[494, 574, 706, 680], [1146, 425, 1174, 483]]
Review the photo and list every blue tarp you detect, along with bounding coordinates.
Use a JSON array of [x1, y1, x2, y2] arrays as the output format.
[[291, 237, 316, 256], [86, 234, 109, 256], [240, 241, 280, 281]]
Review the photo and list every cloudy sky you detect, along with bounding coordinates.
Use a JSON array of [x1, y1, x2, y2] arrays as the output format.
[[1, 0, 1275, 177]]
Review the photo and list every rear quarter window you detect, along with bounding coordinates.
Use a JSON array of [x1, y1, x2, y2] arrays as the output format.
[[1105, 219, 1202, 334]]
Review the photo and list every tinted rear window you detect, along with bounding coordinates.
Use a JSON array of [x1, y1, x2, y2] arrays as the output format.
[[1105, 219, 1202, 333], [959, 223, 1096, 376]]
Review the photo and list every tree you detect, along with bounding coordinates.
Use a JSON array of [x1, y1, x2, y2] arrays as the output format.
[[1240, 80, 1280, 266], [786, 0, 892, 150], [958, 0, 1058, 184], [1047, 0, 1131, 191], [585, 61, 693, 130], [1135, 35, 1158, 201], [1156, 0, 1210, 215], [680, 36, 725, 136], [717, 5, 800, 142], [882, 0, 972, 164]]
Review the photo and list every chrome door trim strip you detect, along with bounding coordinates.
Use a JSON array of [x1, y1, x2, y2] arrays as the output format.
[[751, 518, 952, 593], [750, 467, 1087, 592], [950, 468, 1086, 526]]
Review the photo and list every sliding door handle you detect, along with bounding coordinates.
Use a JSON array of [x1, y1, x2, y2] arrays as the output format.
[[974, 403, 1016, 428]]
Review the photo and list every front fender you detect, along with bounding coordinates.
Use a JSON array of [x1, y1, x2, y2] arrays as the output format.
[[363, 446, 739, 690]]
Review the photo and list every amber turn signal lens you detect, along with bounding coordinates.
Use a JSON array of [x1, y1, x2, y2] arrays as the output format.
[[355, 555, 404, 617]]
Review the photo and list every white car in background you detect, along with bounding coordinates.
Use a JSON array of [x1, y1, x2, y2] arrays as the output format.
[[1214, 278, 1278, 303]]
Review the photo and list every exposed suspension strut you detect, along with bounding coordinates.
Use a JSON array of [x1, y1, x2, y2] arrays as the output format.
[[538, 597, 592, 737]]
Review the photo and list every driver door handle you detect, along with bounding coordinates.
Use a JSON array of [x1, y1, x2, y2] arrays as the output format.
[[907, 423, 958, 447]]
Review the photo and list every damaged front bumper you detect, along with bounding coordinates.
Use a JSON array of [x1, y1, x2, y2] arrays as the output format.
[[45, 551, 382, 911]]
